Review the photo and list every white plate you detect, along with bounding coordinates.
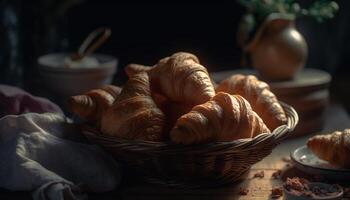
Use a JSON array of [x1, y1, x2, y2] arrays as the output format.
[[291, 146, 350, 180]]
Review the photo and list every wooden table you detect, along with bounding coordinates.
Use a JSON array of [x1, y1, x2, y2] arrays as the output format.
[[88, 103, 350, 200], [1, 105, 349, 200]]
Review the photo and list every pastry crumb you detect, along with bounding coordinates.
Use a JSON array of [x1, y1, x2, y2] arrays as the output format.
[[284, 177, 309, 192], [283, 177, 341, 198], [271, 170, 282, 179], [271, 187, 283, 199], [253, 170, 264, 178], [238, 188, 249, 195]]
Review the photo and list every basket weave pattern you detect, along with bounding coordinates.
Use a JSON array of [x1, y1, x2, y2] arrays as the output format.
[[82, 102, 298, 187]]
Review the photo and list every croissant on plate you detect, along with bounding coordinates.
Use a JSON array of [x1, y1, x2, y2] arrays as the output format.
[[216, 74, 287, 130], [307, 129, 350, 168], [170, 92, 271, 145], [149, 52, 215, 105], [100, 72, 165, 141], [68, 85, 122, 123]]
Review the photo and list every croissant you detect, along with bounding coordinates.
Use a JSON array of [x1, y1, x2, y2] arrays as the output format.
[[100, 72, 165, 141], [216, 74, 287, 130], [307, 129, 350, 168], [125, 63, 152, 77], [170, 92, 270, 145], [149, 52, 215, 105], [68, 85, 122, 123]]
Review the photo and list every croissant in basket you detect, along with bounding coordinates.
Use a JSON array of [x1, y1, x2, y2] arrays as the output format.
[[125, 63, 152, 78], [71, 52, 290, 146], [148, 52, 215, 105], [307, 129, 350, 168], [170, 92, 271, 145], [68, 85, 122, 124], [100, 72, 165, 141], [216, 74, 287, 130]]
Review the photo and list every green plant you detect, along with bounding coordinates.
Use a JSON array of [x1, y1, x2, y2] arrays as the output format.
[[238, 0, 339, 22]]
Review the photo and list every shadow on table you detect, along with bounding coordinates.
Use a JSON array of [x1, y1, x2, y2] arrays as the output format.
[[100, 171, 252, 200]]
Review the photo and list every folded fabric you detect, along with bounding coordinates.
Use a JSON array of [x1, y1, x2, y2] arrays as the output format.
[[0, 112, 121, 200], [0, 85, 64, 117]]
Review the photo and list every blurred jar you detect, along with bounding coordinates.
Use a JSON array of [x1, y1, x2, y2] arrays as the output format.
[[0, 0, 76, 89], [0, 0, 22, 86]]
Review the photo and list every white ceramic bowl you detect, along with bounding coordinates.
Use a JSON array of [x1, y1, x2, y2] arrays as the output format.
[[38, 53, 118, 96]]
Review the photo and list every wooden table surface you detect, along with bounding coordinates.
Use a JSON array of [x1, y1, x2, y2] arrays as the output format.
[[1, 103, 349, 200]]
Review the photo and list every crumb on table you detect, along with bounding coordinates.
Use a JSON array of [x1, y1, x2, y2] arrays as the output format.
[[282, 177, 341, 198], [253, 170, 264, 178], [284, 177, 309, 192], [271, 170, 282, 179], [271, 187, 283, 199], [239, 188, 249, 195]]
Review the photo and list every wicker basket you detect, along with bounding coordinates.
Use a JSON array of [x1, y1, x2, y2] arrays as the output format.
[[82, 102, 298, 188]]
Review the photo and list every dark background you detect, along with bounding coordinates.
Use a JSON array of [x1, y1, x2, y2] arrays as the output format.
[[0, 1, 349, 198], [65, 0, 350, 76], [1, 0, 350, 109]]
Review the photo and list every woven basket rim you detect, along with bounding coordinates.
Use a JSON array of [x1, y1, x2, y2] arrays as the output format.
[[82, 101, 298, 154]]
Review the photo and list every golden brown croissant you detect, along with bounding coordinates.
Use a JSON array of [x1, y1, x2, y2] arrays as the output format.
[[170, 92, 270, 145], [149, 52, 215, 105], [307, 129, 350, 168], [216, 74, 287, 130], [100, 72, 165, 141], [68, 85, 122, 123], [125, 63, 152, 77]]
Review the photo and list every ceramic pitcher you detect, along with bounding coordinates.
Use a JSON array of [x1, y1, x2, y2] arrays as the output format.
[[245, 13, 308, 81]]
